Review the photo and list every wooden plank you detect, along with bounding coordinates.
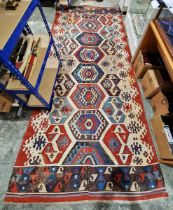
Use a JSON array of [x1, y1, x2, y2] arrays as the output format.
[[151, 116, 173, 159], [132, 23, 157, 63], [150, 21, 173, 82], [0, 0, 31, 50], [132, 21, 173, 83], [27, 58, 59, 107], [6, 35, 50, 91]]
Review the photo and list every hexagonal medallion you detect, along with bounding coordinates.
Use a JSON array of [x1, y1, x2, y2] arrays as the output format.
[[72, 64, 104, 83], [68, 110, 108, 140], [77, 19, 102, 33], [74, 46, 104, 64], [76, 32, 103, 46], [70, 84, 105, 109]]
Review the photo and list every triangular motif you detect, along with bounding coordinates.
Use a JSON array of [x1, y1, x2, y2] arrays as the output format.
[[129, 167, 136, 174], [130, 181, 140, 192], [82, 155, 96, 165], [46, 152, 58, 163], [119, 154, 129, 164]]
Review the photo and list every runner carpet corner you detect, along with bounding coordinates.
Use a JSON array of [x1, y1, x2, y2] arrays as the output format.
[[4, 7, 168, 203]]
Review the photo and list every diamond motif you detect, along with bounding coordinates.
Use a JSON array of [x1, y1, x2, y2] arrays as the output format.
[[64, 24, 81, 39], [101, 40, 116, 55], [74, 46, 104, 64], [100, 25, 115, 40], [100, 37, 127, 55], [72, 64, 104, 83], [41, 125, 73, 164], [60, 55, 79, 74], [100, 55, 117, 73], [55, 74, 75, 97], [70, 84, 105, 109], [102, 124, 132, 165], [57, 38, 79, 55], [53, 24, 80, 41], [77, 18, 102, 33], [101, 74, 121, 96], [49, 97, 74, 124], [102, 97, 125, 123], [68, 110, 108, 141], [100, 53, 130, 73], [76, 32, 103, 46], [99, 15, 120, 26]]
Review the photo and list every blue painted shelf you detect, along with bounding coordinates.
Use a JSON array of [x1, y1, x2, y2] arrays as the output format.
[[0, 0, 61, 109]]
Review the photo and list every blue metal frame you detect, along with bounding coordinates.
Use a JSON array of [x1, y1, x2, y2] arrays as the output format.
[[0, 0, 61, 109], [0, 52, 49, 107], [2, 0, 38, 58], [38, 3, 61, 60], [48, 59, 62, 109], [35, 38, 54, 90]]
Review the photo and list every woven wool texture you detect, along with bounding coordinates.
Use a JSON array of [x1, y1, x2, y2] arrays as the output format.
[[5, 7, 168, 202]]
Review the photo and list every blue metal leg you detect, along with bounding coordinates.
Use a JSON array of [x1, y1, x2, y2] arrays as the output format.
[[11, 94, 27, 106], [35, 39, 54, 90], [48, 59, 62, 109], [38, 2, 61, 61]]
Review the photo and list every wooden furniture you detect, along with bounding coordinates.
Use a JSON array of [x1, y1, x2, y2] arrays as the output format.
[[0, 0, 61, 109], [151, 115, 173, 165], [133, 20, 173, 165], [133, 21, 173, 83]]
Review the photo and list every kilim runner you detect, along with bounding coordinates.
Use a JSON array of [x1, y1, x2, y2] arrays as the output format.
[[5, 7, 168, 202]]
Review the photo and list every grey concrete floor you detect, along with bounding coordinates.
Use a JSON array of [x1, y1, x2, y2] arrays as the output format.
[[1, 2, 173, 210]]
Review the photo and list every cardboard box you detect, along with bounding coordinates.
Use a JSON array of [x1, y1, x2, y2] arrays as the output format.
[[151, 115, 173, 164], [141, 70, 160, 98], [140, 69, 173, 99], [150, 91, 169, 116], [0, 92, 13, 113], [150, 90, 173, 116], [134, 50, 163, 79]]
